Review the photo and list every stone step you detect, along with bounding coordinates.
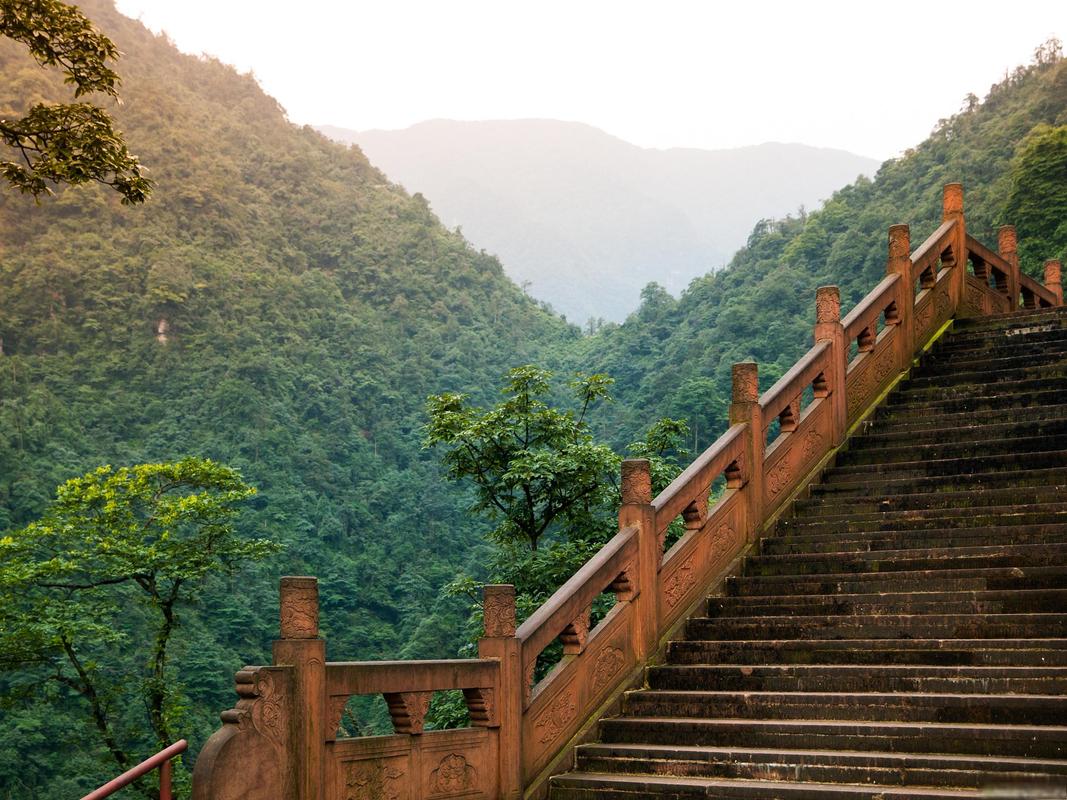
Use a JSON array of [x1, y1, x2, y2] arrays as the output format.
[[879, 387, 1067, 418], [685, 613, 1067, 641], [621, 690, 1067, 725], [893, 375, 1066, 404], [760, 523, 1067, 556], [869, 401, 1067, 434], [597, 717, 1067, 759], [665, 638, 1067, 667], [906, 360, 1067, 390], [776, 503, 1067, 536], [744, 543, 1067, 578], [809, 466, 1067, 499], [920, 348, 1067, 375], [552, 772, 988, 799], [707, 588, 1067, 618], [792, 486, 1066, 516], [845, 420, 1067, 451], [822, 449, 1067, 482], [572, 743, 1067, 791], [952, 307, 1067, 333], [645, 663, 1067, 694], [728, 566, 1067, 598], [834, 434, 1067, 466]]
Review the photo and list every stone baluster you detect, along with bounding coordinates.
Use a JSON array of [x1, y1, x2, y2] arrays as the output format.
[[619, 458, 657, 661], [999, 226, 1021, 311], [729, 362, 764, 543], [478, 584, 521, 799], [1045, 260, 1063, 306], [943, 183, 966, 314], [886, 224, 914, 372], [814, 286, 846, 446], [272, 576, 325, 800]]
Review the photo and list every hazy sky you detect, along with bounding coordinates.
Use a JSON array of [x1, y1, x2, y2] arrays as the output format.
[[113, 0, 1063, 160]]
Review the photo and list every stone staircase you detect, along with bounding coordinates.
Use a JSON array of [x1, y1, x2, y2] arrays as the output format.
[[550, 306, 1067, 798]]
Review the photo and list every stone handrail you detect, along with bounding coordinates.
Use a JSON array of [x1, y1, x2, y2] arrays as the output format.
[[191, 184, 1064, 800]]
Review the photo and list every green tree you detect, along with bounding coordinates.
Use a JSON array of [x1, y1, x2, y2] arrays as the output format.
[[1005, 123, 1067, 274], [0, 0, 151, 202], [0, 458, 278, 795]]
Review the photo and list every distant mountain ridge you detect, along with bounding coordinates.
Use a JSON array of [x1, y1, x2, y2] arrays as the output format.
[[319, 120, 880, 322]]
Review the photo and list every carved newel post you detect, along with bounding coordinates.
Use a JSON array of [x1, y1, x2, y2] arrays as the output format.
[[998, 226, 1020, 311], [478, 584, 522, 799], [814, 286, 846, 446], [618, 458, 657, 662], [729, 362, 764, 543], [886, 224, 914, 371], [943, 183, 966, 314], [1045, 260, 1063, 306], [273, 577, 326, 800]]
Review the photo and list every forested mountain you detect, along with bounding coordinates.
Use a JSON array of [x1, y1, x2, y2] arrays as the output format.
[[571, 47, 1067, 455], [0, 2, 576, 794], [0, 2, 1064, 796], [320, 120, 878, 323]]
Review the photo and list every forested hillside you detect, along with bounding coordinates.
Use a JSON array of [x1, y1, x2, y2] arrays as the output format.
[[0, 2, 575, 794], [323, 120, 877, 324], [575, 47, 1067, 453]]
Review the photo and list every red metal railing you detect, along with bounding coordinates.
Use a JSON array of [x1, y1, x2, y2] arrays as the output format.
[[81, 740, 187, 800]]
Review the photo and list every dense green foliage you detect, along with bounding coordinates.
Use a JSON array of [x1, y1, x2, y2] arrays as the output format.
[[0, 1, 1065, 795], [0, 458, 273, 797], [0, 1, 575, 794], [1005, 123, 1067, 273], [0, 0, 151, 202], [572, 46, 1067, 450]]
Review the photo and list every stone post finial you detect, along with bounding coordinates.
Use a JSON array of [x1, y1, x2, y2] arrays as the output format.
[[620, 459, 652, 505], [279, 576, 319, 639], [998, 225, 1017, 256], [815, 286, 841, 324], [482, 584, 517, 638], [942, 183, 964, 220], [731, 361, 759, 405], [1046, 260, 1063, 305], [888, 224, 911, 263]]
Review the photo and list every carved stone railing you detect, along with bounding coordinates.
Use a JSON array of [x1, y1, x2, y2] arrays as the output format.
[[191, 184, 1064, 800]]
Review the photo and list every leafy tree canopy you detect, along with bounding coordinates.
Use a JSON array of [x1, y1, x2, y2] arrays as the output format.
[[0, 0, 151, 202]]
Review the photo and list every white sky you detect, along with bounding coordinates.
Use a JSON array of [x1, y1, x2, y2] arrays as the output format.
[[113, 0, 1064, 161]]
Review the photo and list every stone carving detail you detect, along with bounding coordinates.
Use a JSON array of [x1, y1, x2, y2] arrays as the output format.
[[482, 585, 516, 638], [559, 607, 592, 655], [915, 297, 934, 332], [801, 428, 823, 461], [429, 753, 477, 797], [620, 459, 652, 504], [934, 288, 951, 319], [815, 287, 840, 323], [534, 688, 577, 744], [524, 660, 536, 705], [462, 686, 496, 727], [345, 759, 405, 800], [327, 693, 350, 740], [383, 691, 432, 734], [709, 523, 736, 566], [279, 577, 318, 639], [663, 556, 696, 609], [682, 492, 709, 530], [223, 667, 287, 747], [591, 646, 625, 694], [964, 281, 985, 313], [848, 350, 896, 419], [725, 451, 745, 489], [766, 456, 791, 497]]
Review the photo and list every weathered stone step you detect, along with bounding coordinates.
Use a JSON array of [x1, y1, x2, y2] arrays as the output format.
[[552, 772, 985, 799], [622, 690, 1067, 725], [894, 375, 1066, 404], [778, 503, 1067, 536], [823, 449, 1067, 482], [686, 612, 1067, 641], [809, 466, 1067, 499], [845, 420, 1067, 451], [879, 387, 1067, 418], [745, 542, 1067, 577], [907, 360, 1067, 389], [761, 523, 1067, 555], [572, 743, 1067, 791], [834, 434, 1067, 466], [920, 348, 1067, 375], [597, 717, 1067, 759], [952, 307, 1067, 333], [793, 485, 1066, 516], [666, 638, 1067, 667], [926, 327, 1067, 358], [870, 401, 1067, 434], [708, 588, 1067, 618], [646, 663, 1067, 694], [728, 566, 1067, 598]]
